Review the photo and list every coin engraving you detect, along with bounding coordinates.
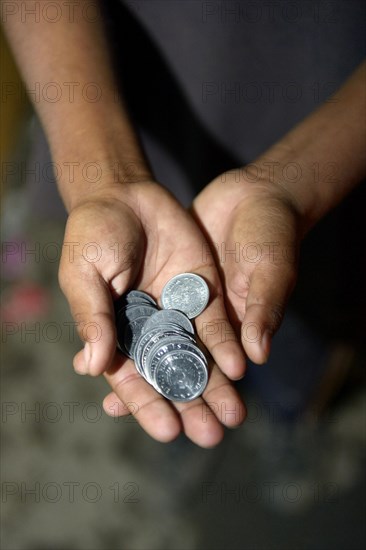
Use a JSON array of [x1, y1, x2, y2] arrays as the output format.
[[161, 273, 209, 319]]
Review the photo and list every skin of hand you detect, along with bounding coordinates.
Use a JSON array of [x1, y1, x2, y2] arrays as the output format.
[[59, 180, 247, 447], [191, 172, 300, 365]]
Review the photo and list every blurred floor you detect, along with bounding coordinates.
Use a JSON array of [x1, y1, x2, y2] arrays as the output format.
[[1, 113, 365, 550]]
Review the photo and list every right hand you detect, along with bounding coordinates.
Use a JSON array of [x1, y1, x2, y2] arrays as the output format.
[[59, 180, 246, 447]]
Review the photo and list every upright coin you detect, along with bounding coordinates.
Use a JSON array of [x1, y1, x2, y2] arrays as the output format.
[[123, 316, 150, 358], [161, 273, 210, 319], [125, 290, 157, 305], [134, 326, 163, 374], [116, 304, 158, 358], [114, 290, 157, 316], [143, 309, 194, 334]]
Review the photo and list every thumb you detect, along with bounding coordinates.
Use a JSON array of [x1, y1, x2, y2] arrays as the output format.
[[240, 260, 297, 364], [223, 191, 300, 365], [58, 199, 144, 375], [59, 266, 132, 377]]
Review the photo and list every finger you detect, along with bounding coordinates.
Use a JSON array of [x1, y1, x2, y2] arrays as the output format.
[[103, 391, 225, 447], [194, 270, 246, 380], [172, 363, 245, 447], [202, 363, 246, 428], [103, 353, 181, 443], [104, 363, 246, 447], [103, 392, 133, 417], [171, 396, 224, 448], [240, 262, 296, 364]]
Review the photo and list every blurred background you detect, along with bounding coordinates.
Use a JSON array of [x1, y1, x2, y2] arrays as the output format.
[[1, 1, 365, 549]]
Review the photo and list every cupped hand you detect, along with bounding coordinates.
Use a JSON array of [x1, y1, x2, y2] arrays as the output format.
[[58, 181, 246, 447], [192, 170, 301, 365]]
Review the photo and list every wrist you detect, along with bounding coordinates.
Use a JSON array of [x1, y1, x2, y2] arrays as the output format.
[[254, 143, 321, 234], [57, 160, 152, 213], [45, 103, 152, 212], [255, 134, 347, 235]]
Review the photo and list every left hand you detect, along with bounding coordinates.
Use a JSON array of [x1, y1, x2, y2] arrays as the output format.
[[192, 168, 301, 364]]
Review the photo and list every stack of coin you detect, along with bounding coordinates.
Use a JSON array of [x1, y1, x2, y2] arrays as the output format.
[[115, 273, 210, 402]]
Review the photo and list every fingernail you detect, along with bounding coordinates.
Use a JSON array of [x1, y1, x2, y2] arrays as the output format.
[[83, 342, 92, 372]]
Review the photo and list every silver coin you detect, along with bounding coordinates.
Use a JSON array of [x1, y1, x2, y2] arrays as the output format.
[[116, 304, 157, 339], [143, 309, 194, 334], [117, 304, 157, 358], [134, 327, 182, 377], [140, 332, 194, 380], [142, 323, 195, 344], [154, 349, 208, 402], [136, 323, 196, 380], [124, 290, 157, 305], [144, 335, 197, 384], [133, 327, 163, 374], [117, 302, 157, 322], [148, 340, 207, 387], [114, 293, 155, 317], [124, 319, 155, 358], [133, 328, 158, 376], [161, 273, 210, 319], [119, 297, 156, 311], [122, 315, 154, 358]]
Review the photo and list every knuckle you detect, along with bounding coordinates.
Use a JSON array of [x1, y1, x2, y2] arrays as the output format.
[[268, 303, 285, 332]]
